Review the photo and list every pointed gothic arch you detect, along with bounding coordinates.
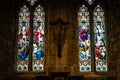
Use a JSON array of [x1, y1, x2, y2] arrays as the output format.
[[78, 0, 108, 72], [15, 0, 47, 72]]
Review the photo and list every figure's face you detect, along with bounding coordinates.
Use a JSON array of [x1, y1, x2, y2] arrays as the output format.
[[18, 49, 21, 53], [33, 44, 37, 51], [100, 41, 103, 45], [97, 25, 100, 29], [82, 25, 86, 29], [22, 27, 25, 31], [101, 34, 104, 39]]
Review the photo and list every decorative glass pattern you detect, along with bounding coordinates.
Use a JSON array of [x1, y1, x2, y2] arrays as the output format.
[[78, 5, 91, 72], [17, 5, 30, 71], [32, 5, 45, 71], [94, 5, 107, 71], [85, 0, 94, 5], [27, 0, 37, 6]]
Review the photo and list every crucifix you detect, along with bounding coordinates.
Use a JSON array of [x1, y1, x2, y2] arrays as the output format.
[[50, 18, 69, 57]]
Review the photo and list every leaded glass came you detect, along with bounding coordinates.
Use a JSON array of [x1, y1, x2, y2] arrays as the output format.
[[78, 5, 91, 72], [94, 5, 107, 71], [17, 5, 30, 71], [32, 5, 45, 71]]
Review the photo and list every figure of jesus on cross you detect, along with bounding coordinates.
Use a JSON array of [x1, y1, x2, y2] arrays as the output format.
[[50, 18, 69, 57]]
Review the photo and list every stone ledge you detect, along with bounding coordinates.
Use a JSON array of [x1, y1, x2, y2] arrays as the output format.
[[48, 66, 70, 72]]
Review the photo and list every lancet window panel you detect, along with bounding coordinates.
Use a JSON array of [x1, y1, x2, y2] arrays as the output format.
[[17, 4, 45, 71]]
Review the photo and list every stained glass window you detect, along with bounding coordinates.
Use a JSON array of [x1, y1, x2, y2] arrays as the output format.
[[27, 0, 37, 6], [17, 5, 30, 71], [78, 5, 91, 72], [94, 5, 107, 71], [85, 0, 95, 5], [17, 2, 45, 72], [32, 5, 45, 71]]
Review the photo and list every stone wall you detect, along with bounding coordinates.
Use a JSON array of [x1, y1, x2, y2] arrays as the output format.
[[0, 0, 15, 79], [107, 0, 120, 76]]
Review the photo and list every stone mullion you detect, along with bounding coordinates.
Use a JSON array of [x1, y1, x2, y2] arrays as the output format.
[[28, 6, 33, 71], [44, 7, 49, 74], [90, 6, 95, 72]]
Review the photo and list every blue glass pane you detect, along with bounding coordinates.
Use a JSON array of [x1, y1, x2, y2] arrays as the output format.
[[32, 5, 45, 71], [17, 5, 30, 71], [78, 5, 91, 72], [94, 5, 107, 71]]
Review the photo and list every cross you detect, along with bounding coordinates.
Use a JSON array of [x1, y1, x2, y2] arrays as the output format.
[[50, 18, 69, 57]]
